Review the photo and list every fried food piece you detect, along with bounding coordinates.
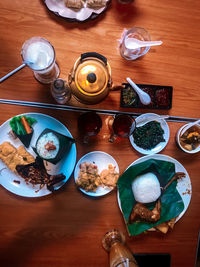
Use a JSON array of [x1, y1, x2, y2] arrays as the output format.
[[16, 157, 66, 192], [155, 222, 169, 234], [65, 0, 84, 9], [151, 217, 176, 233], [76, 162, 101, 192], [168, 217, 176, 229], [129, 199, 161, 223], [87, 0, 107, 8], [99, 164, 119, 188], [162, 172, 185, 191], [0, 142, 34, 172]]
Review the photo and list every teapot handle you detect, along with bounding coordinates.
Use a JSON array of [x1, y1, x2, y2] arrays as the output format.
[[81, 52, 107, 65]]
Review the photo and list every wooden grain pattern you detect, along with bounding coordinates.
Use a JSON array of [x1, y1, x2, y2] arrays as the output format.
[[0, 0, 200, 266]]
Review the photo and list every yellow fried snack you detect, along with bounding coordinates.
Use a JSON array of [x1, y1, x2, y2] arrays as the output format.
[[100, 164, 119, 188], [87, 0, 107, 8], [148, 217, 177, 234], [65, 0, 84, 9], [0, 142, 35, 172]]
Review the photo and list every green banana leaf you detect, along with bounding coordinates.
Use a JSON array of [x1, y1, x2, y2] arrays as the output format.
[[117, 159, 184, 236]]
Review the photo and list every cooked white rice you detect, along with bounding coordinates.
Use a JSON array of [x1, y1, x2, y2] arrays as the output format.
[[131, 172, 161, 203], [36, 132, 59, 159]]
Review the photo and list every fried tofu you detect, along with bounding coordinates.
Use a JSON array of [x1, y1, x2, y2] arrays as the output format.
[[0, 142, 35, 172]]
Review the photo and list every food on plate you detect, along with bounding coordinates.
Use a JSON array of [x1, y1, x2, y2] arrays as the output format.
[[99, 164, 119, 188], [117, 158, 187, 236], [129, 172, 185, 225], [36, 132, 59, 159], [129, 200, 161, 223], [121, 85, 137, 106], [16, 157, 66, 192], [131, 172, 161, 203], [179, 125, 200, 151], [0, 141, 66, 192], [87, 0, 107, 8], [9, 115, 37, 148], [33, 128, 75, 164], [132, 121, 165, 150], [76, 162, 119, 192], [65, 0, 84, 9], [76, 162, 100, 192], [153, 217, 176, 234], [0, 142, 35, 172]]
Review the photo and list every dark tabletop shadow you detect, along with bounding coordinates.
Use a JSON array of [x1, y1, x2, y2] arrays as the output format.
[[0, 175, 109, 266]]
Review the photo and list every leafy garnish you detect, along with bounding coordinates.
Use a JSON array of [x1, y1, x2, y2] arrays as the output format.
[[9, 116, 37, 135]]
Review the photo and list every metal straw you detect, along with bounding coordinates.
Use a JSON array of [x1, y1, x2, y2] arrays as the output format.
[[0, 63, 26, 83], [0, 98, 198, 123]]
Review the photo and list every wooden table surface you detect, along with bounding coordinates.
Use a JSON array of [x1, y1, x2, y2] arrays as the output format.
[[0, 0, 200, 266]]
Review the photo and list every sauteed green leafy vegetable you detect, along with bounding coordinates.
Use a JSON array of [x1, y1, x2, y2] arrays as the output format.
[[132, 121, 165, 150]]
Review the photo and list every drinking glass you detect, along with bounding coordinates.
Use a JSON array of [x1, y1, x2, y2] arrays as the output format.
[[21, 37, 60, 84], [119, 27, 151, 60], [108, 114, 135, 142], [78, 111, 102, 143], [102, 229, 139, 267]]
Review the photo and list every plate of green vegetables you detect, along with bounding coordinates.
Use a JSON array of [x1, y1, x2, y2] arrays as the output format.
[[129, 113, 170, 155]]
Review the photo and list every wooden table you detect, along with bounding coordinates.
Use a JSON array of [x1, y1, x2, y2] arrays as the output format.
[[0, 1, 200, 266]]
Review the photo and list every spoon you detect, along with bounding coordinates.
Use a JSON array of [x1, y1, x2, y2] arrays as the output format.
[[180, 119, 200, 136], [126, 77, 151, 105], [125, 38, 163, 50]]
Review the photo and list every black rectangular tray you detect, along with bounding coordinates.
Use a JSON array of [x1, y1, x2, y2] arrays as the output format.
[[120, 83, 173, 110], [134, 253, 171, 267]]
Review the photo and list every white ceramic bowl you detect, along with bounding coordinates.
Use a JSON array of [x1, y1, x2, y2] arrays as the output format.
[[176, 124, 200, 154]]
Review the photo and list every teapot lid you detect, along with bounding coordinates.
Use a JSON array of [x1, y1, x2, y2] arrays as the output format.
[[74, 58, 109, 96]]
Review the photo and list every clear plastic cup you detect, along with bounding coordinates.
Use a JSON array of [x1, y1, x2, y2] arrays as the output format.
[[119, 27, 151, 60], [21, 37, 60, 84]]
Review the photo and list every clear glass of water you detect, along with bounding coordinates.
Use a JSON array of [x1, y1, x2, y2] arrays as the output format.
[[21, 37, 60, 84], [119, 27, 151, 60]]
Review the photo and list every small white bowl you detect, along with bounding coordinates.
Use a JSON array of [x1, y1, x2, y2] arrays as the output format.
[[176, 124, 200, 154]]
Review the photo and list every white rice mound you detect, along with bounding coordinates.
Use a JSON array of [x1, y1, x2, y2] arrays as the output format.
[[132, 172, 161, 203], [36, 132, 59, 159]]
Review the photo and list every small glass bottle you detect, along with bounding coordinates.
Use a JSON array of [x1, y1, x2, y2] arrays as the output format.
[[51, 78, 71, 104], [102, 229, 139, 267]]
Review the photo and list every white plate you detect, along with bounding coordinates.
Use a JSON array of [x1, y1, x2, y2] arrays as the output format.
[[74, 151, 119, 197], [0, 113, 77, 197], [117, 154, 192, 223], [129, 113, 170, 155], [44, 0, 110, 22]]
